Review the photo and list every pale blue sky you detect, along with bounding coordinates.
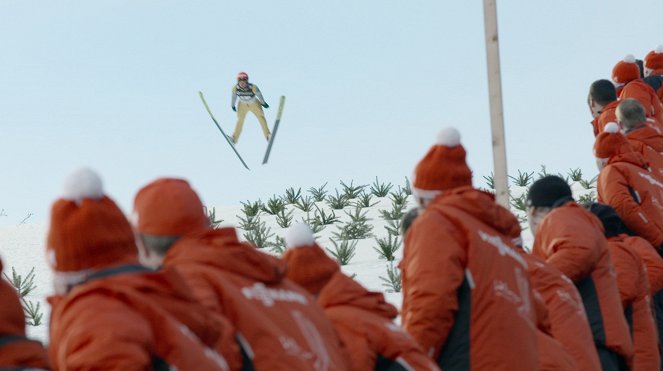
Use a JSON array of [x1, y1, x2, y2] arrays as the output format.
[[1, 0, 661, 225]]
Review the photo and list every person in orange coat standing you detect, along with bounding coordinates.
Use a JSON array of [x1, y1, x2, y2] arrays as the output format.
[[46, 168, 231, 371], [281, 223, 440, 371], [401, 127, 538, 370], [527, 175, 633, 370], [403, 206, 580, 371], [589, 79, 620, 136], [586, 203, 660, 371], [645, 46, 663, 78], [505, 229, 600, 371], [612, 55, 663, 127], [595, 122, 663, 251], [0, 258, 49, 370], [618, 98, 663, 179], [644, 46, 663, 104], [132, 178, 350, 371]]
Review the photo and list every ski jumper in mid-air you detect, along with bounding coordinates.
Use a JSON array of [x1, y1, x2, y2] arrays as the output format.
[[230, 72, 270, 143]]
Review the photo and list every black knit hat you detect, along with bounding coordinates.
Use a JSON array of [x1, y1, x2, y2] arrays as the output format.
[[527, 175, 573, 208], [585, 202, 629, 238]]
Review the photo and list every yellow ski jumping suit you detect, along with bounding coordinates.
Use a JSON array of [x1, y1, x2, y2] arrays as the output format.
[[231, 83, 270, 142]]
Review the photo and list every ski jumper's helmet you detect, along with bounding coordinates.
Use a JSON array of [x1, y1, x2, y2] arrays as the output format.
[[237, 72, 249, 81]]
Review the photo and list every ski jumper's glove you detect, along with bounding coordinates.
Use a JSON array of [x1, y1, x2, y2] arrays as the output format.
[[262, 102, 269, 109], [232, 105, 236, 112]]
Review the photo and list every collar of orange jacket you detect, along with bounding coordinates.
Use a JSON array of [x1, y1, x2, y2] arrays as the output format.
[[429, 186, 521, 238], [627, 125, 663, 152], [608, 150, 649, 169], [163, 227, 286, 284], [317, 272, 398, 319]]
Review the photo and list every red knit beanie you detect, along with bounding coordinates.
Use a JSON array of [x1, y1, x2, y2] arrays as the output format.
[[282, 224, 339, 295], [594, 122, 632, 158], [412, 127, 472, 199], [612, 54, 641, 85], [46, 168, 137, 272], [644, 46, 663, 72], [133, 178, 210, 236]]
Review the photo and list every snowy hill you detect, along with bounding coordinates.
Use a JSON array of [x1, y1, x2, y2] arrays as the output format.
[[0, 171, 598, 344]]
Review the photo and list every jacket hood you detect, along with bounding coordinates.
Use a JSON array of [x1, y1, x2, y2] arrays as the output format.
[[50, 265, 223, 347], [627, 125, 663, 152], [317, 272, 398, 319], [164, 227, 285, 284], [430, 186, 521, 238], [608, 151, 649, 169]]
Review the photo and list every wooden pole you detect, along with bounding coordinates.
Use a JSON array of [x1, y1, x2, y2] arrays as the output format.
[[482, 0, 509, 208]]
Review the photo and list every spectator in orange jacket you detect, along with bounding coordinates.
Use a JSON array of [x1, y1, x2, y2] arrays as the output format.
[[404, 206, 580, 371], [589, 79, 620, 136], [0, 258, 49, 370], [645, 45, 663, 78], [527, 175, 633, 370], [612, 55, 663, 126], [595, 122, 663, 251], [46, 168, 231, 371], [401, 128, 538, 370], [618, 99, 663, 179], [133, 178, 350, 371], [504, 227, 600, 371], [587, 203, 660, 371], [281, 223, 440, 371]]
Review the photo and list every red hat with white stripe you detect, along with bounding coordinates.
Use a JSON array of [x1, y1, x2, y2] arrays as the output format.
[[412, 127, 472, 200]]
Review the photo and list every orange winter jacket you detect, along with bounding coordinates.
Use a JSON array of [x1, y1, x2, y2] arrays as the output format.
[[627, 125, 663, 179], [316, 271, 440, 371], [162, 227, 350, 371], [592, 100, 619, 136], [620, 79, 663, 127], [520, 252, 601, 371], [48, 264, 230, 371], [0, 259, 49, 370], [597, 152, 663, 248], [623, 235, 663, 293], [608, 235, 660, 371], [532, 203, 634, 364], [401, 187, 538, 370]]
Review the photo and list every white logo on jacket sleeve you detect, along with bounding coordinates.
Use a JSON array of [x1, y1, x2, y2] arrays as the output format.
[[241, 282, 308, 307]]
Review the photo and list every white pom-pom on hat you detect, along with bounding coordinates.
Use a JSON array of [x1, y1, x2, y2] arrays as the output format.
[[604, 122, 620, 134], [656, 45, 663, 54], [62, 167, 104, 204], [436, 127, 461, 147], [285, 223, 315, 249], [623, 54, 636, 64]]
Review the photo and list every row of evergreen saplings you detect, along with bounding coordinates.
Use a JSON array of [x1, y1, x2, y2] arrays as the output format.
[[232, 178, 410, 293]]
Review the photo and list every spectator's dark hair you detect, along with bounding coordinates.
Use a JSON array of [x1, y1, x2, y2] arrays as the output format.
[[589, 79, 617, 106], [583, 202, 630, 238], [400, 207, 421, 236], [636, 59, 645, 79]]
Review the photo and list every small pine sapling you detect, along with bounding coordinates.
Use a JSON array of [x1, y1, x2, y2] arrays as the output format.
[[509, 170, 535, 187], [294, 195, 315, 212], [240, 200, 263, 218], [568, 168, 583, 182], [262, 195, 287, 215], [275, 209, 295, 228], [373, 234, 401, 261], [340, 180, 366, 200], [326, 238, 358, 265], [327, 190, 351, 210], [370, 177, 392, 197], [379, 263, 402, 293], [4, 267, 43, 326], [354, 191, 379, 208], [483, 172, 495, 189], [282, 187, 302, 205], [204, 206, 224, 228], [308, 182, 329, 202], [243, 219, 274, 249]]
